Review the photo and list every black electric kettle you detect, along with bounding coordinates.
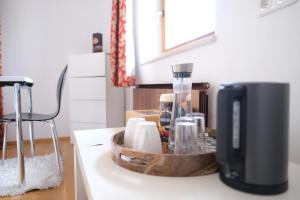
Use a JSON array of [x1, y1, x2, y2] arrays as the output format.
[[216, 82, 289, 194]]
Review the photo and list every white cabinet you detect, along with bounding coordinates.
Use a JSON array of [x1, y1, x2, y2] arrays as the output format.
[[68, 53, 125, 141], [68, 53, 106, 77], [69, 77, 106, 100]]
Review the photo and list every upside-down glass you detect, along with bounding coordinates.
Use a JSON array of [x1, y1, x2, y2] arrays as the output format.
[[185, 112, 216, 152], [186, 112, 205, 133], [174, 117, 198, 154], [186, 112, 206, 150]]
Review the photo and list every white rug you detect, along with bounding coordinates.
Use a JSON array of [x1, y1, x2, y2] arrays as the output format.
[[0, 153, 63, 197]]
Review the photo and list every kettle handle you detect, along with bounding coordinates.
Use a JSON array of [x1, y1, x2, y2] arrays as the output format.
[[217, 85, 246, 167]]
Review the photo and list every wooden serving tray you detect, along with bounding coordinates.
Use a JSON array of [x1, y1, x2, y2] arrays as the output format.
[[111, 129, 218, 177]]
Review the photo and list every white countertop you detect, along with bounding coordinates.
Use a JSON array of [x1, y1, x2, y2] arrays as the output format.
[[74, 128, 300, 200]]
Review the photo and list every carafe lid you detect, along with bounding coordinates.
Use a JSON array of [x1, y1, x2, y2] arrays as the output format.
[[172, 63, 193, 78], [172, 63, 193, 73]]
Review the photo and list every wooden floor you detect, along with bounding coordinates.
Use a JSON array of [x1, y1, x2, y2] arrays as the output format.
[[0, 138, 74, 200]]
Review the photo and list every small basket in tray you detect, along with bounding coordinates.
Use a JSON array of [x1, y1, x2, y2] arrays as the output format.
[[111, 128, 218, 177]]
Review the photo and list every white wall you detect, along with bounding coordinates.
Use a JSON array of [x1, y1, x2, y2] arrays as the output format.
[[136, 0, 300, 163], [0, 0, 112, 140]]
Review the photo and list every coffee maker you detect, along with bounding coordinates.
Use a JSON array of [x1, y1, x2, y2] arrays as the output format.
[[216, 82, 289, 194]]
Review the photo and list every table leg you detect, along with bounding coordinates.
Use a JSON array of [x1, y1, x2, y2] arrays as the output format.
[[14, 83, 25, 185], [27, 87, 35, 156]]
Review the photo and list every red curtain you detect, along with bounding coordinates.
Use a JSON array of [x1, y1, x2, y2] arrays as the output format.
[[110, 0, 135, 87], [0, 21, 3, 146]]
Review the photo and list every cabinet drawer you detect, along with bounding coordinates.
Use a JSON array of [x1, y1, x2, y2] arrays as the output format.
[[70, 100, 106, 123], [69, 77, 106, 100], [68, 53, 105, 77]]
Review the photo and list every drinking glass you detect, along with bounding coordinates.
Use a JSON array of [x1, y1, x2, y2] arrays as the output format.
[[174, 117, 198, 154], [186, 112, 206, 150], [186, 112, 205, 133], [185, 112, 216, 152]]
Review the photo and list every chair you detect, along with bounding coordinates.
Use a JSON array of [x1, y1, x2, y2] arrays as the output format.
[[0, 65, 68, 174]]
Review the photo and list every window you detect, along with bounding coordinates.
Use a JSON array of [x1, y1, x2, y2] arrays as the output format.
[[134, 0, 215, 64], [162, 0, 215, 51]]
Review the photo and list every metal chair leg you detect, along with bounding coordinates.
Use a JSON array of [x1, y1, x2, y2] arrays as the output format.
[[27, 87, 35, 157], [51, 120, 62, 158], [1, 122, 8, 164], [48, 120, 62, 175], [28, 121, 35, 157]]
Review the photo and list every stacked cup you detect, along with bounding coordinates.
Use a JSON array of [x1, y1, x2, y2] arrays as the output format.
[[124, 118, 162, 153]]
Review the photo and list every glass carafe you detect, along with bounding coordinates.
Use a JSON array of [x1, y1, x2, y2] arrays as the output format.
[[169, 63, 193, 152]]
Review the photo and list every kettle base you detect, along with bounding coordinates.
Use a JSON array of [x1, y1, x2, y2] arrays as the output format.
[[219, 173, 288, 195]]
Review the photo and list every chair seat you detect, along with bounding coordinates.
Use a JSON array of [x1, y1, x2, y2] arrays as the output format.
[[1, 112, 55, 122]]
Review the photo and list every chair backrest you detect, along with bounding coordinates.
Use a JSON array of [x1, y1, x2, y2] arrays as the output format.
[[52, 65, 68, 118]]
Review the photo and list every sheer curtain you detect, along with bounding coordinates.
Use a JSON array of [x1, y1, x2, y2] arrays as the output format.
[[110, 0, 136, 87]]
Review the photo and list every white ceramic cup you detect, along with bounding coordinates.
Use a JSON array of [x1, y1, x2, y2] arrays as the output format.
[[124, 117, 146, 148], [132, 121, 162, 153]]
